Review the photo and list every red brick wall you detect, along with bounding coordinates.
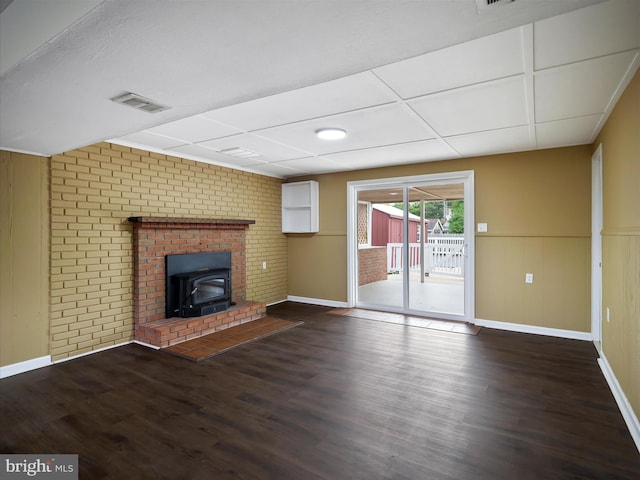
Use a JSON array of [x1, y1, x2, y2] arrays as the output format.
[[131, 220, 251, 325], [358, 246, 387, 286], [135, 301, 266, 348]]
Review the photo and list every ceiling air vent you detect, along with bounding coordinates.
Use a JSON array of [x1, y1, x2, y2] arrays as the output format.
[[110, 92, 171, 113], [476, 0, 514, 12], [219, 147, 262, 159]]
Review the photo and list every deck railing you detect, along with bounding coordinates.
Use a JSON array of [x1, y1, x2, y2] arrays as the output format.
[[387, 236, 465, 276]]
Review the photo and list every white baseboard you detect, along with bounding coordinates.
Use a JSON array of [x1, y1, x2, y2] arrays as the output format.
[[133, 340, 160, 350], [598, 352, 640, 452], [287, 295, 348, 308], [53, 341, 133, 364], [0, 355, 51, 379], [474, 318, 592, 341], [266, 298, 289, 307]]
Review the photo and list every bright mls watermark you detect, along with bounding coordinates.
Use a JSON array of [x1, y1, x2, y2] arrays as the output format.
[[1, 455, 77, 479]]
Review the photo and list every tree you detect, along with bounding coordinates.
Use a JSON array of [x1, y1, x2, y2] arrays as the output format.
[[448, 200, 464, 233], [394, 201, 444, 219], [422, 201, 444, 219]]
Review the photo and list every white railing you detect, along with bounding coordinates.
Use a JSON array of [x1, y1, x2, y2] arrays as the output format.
[[387, 236, 465, 276]]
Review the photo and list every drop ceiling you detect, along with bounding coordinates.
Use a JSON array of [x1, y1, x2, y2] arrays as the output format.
[[1, 0, 638, 179]]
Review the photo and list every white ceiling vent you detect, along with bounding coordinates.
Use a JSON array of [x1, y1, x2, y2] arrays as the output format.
[[110, 93, 171, 113], [476, 0, 515, 12], [219, 147, 263, 159]]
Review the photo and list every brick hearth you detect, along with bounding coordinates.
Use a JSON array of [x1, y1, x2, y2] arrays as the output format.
[[136, 301, 266, 348], [128, 217, 262, 348]]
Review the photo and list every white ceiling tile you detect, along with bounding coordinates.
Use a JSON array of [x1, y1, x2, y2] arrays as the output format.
[[374, 27, 525, 98], [535, 114, 602, 149], [409, 76, 529, 137], [247, 162, 307, 178], [534, 0, 640, 70], [534, 51, 638, 123], [114, 131, 186, 149], [168, 143, 228, 161], [271, 156, 346, 175], [201, 71, 396, 131], [444, 125, 534, 157], [322, 140, 459, 170], [256, 104, 437, 155], [200, 133, 310, 162], [145, 115, 242, 143]]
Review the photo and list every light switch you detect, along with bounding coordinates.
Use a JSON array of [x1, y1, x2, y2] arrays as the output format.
[[525, 273, 534, 284], [477, 223, 488, 233]]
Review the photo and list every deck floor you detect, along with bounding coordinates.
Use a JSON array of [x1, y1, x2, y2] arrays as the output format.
[[358, 272, 464, 315]]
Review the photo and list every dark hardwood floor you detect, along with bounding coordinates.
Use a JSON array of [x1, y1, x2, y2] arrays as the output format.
[[2, 302, 639, 479]]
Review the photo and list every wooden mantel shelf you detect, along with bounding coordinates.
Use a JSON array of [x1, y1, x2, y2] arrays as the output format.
[[128, 217, 255, 226]]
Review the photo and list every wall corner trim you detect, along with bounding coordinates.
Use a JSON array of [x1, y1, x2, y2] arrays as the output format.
[[0, 355, 52, 379], [287, 296, 349, 308], [473, 318, 592, 341], [598, 352, 640, 453]]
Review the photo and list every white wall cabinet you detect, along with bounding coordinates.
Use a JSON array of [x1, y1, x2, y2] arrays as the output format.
[[282, 180, 319, 233]]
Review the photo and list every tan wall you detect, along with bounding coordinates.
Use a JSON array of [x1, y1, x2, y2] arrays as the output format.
[[595, 69, 640, 418], [49, 143, 287, 361], [288, 146, 592, 331], [476, 236, 589, 330], [0, 151, 50, 366]]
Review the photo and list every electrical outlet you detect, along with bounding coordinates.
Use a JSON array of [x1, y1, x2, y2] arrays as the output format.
[[525, 273, 534, 284], [477, 223, 488, 233], [262, 261, 267, 270]]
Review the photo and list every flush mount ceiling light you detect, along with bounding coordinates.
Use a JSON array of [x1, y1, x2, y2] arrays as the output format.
[[315, 128, 347, 140]]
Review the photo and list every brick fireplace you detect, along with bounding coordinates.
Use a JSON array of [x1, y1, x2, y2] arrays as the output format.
[[128, 217, 265, 347]]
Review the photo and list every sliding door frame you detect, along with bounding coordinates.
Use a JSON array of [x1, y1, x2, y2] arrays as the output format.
[[347, 170, 475, 323]]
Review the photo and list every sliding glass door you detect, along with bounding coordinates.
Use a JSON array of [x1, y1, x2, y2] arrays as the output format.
[[348, 172, 474, 322], [355, 187, 406, 311]]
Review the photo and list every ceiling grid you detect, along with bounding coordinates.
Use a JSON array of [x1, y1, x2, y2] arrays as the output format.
[[1, 0, 637, 178]]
